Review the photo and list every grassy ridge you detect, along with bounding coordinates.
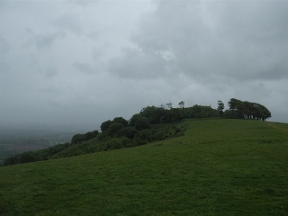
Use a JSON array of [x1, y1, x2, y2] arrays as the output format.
[[0, 119, 288, 215]]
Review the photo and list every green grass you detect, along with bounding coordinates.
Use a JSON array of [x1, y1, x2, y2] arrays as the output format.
[[1, 119, 288, 215]]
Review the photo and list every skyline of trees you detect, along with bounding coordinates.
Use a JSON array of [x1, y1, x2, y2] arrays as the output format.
[[226, 98, 271, 121], [3, 98, 272, 166]]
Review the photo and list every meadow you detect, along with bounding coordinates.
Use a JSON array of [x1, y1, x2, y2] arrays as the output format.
[[0, 119, 288, 215]]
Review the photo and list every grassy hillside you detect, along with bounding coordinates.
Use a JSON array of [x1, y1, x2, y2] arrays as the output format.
[[0, 119, 288, 215]]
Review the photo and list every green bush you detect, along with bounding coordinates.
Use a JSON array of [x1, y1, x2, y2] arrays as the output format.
[[134, 117, 151, 130], [117, 127, 137, 139], [108, 123, 124, 136]]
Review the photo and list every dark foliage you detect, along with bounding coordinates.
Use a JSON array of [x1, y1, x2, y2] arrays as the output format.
[[134, 117, 151, 130], [182, 105, 219, 119], [71, 130, 98, 145], [117, 127, 137, 139], [4, 143, 70, 166], [108, 123, 124, 135], [217, 100, 225, 116], [113, 117, 129, 127], [226, 98, 271, 121], [100, 120, 113, 132]]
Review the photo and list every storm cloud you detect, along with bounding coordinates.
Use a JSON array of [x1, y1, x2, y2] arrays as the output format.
[[0, 0, 287, 130]]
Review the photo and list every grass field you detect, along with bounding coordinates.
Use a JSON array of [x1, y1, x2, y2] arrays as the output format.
[[0, 119, 288, 215]]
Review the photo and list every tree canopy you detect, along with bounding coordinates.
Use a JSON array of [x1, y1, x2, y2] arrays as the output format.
[[226, 98, 271, 121]]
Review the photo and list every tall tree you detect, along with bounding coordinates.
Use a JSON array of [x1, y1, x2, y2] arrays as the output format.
[[100, 120, 113, 132], [179, 101, 185, 108], [166, 102, 172, 110], [217, 100, 225, 116], [227, 98, 271, 121], [113, 117, 128, 127]]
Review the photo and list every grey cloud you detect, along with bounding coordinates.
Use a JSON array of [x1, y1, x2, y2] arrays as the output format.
[[69, 0, 98, 7], [23, 28, 65, 49], [1, 0, 287, 129], [108, 47, 177, 80], [52, 14, 84, 35], [115, 1, 288, 83], [45, 67, 58, 78], [86, 31, 99, 41], [0, 36, 10, 73], [0, 36, 9, 54], [92, 47, 104, 60], [73, 62, 97, 74]]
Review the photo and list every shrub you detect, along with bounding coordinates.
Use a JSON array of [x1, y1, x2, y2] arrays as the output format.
[[134, 117, 151, 130], [108, 123, 124, 136], [117, 127, 137, 139]]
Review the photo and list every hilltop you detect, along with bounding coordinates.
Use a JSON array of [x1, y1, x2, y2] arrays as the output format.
[[2, 98, 272, 166], [0, 119, 288, 215]]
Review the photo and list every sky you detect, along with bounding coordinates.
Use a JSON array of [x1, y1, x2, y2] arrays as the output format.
[[1, 0, 288, 131]]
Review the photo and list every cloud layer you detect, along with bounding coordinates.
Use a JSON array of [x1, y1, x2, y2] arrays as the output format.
[[1, 0, 287, 130]]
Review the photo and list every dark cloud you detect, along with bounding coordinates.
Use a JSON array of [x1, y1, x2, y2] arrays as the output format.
[[52, 14, 84, 35], [23, 28, 65, 49], [1, 0, 287, 129], [69, 0, 98, 7], [108, 47, 177, 79], [0, 36, 10, 73], [111, 1, 288, 83], [73, 62, 97, 74], [45, 67, 58, 78]]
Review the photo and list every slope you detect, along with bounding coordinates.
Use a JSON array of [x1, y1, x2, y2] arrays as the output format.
[[0, 119, 288, 216]]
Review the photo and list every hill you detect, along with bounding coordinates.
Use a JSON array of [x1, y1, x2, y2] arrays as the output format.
[[2, 99, 273, 166], [0, 119, 288, 215]]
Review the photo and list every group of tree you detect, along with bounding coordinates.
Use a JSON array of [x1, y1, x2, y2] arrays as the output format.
[[3, 98, 272, 166], [224, 98, 271, 121], [3, 143, 70, 166], [71, 130, 99, 145], [98, 112, 185, 145]]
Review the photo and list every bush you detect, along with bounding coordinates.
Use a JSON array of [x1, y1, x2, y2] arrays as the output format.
[[101, 120, 113, 132], [113, 117, 129, 127], [117, 127, 137, 139], [104, 137, 131, 150], [71, 134, 86, 145], [136, 129, 153, 142], [134, 117, 151, 130], [108, 123, 124, 136], [85, 130, 98, 140]]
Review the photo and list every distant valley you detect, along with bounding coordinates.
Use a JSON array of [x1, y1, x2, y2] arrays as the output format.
[[0, 126, 79, 164]]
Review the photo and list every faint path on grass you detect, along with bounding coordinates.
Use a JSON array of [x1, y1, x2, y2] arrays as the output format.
[[266, 122, 288, 132]]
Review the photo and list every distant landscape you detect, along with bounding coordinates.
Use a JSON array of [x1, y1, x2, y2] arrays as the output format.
[[0, 126, 77, 165]]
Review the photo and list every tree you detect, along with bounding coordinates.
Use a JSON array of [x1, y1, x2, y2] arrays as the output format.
[[179, 101, 185, 108], [217, 100, 225, 116], [227, 98, 271, 121], [101, 120, 113, 132], [85, 130, 98, 140], [71, 134, 86, 145], [108, 122, 124, 135], [129, 114, 141, 126], [117, 127, 137, 139], [160, 108, 181, 123], [113, 117, 128, 127], [140, 106, 166, 124], [134, 117, 151, 130], [166, 102, 172, 110]]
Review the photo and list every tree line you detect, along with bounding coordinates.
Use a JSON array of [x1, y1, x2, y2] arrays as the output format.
[[3, 98, 271, 166], [221, 98, 272, 121]]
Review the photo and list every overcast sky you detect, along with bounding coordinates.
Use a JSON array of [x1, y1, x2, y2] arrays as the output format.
[[1, 0, 288, 131]]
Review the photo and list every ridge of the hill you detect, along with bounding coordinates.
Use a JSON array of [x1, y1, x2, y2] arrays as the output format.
[[3, 98, 274, 166]]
